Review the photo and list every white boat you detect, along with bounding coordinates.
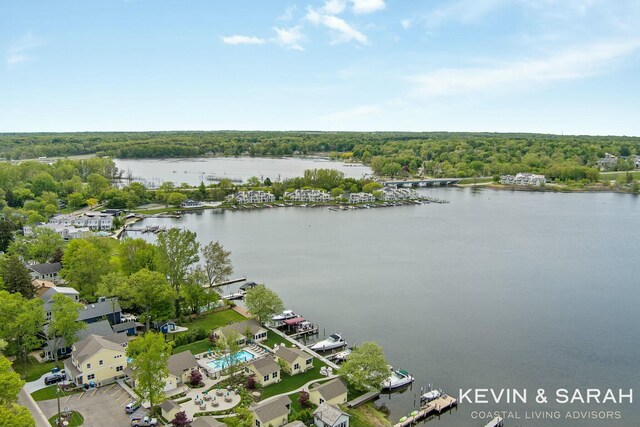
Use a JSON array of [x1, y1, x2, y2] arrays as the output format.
[[333, 349, 351, 362], [272, 310, 298, 322], [381, 367, 414, 390], [310, 334, 346, 351], [420, 389, 441, 402]]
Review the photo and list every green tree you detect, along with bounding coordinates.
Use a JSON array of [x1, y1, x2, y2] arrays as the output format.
[[215, 330, 243, 380], [196, 182, 208, 199], [0, 218, 15, 253], [61, 239, 114, 298], [0, 354, 35, 427], [0, 292, 45, 378], [126, 332, 171, 414], [121, 269, 175, 331], [46, 294, 86, 368], [201, 241, 233, 287], [118, 238, 157, 275], [362, 182, 382, 193], [244, 284, 284, 324], [27, 227, 65, 263], [86, 173, 110, 198], [182, 272, 218, 315], [156, 228, 200, 316], [223, 406, 253, 427], [66, 192, 86, 209], [339, 341, 388, 392], [167, 192, 187, 207], [2, 255, 34, 299]]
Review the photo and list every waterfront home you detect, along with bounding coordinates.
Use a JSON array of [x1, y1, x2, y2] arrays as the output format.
[[112, 320, 138, 336], [160, 400, 181, 422], [274, 345, 314, 375], [23, 223, 93, 240], [250, 395, 291, 427], [347, 192, 376, 204], [283, 189, 333, 203], [163, 350, 199, 391], [500, 173, 547, 186], [309, 378, 349, 406], [78, 297, 122, 325], [40, 287, 80, 321], [43, 319, 114, 361], [378, 187, 418, 201], [597, 153, 619, 171], [180, 199, 204, 208], [244, 356, 280, 386], [635, 156, 640, 168], [213, 319, 268, 344], [64, 334, 128, 387], [283, 422, 305, 427], [82, 212, 114, 230], [28, 262, 62, 283], [230, 190, 276, 204], [313, 403, 350, 427]]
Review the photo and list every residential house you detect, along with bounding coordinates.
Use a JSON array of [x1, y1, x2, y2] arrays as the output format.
[[32, 279, 56, 298], [283, 422, 306, 427], [64, 334, 128, 387], [244, 356, 280, 387], [43, 319, 115, 361], [28, 262, 62, 283], [78, 297, 122, 325], [181, 199, 204, 208], [231, 191, 276, 204], [250, 395, 291, 427], [313, 403, 350, 427], [597, 153, 618, 171], [159, 400, 181, 422], [635, 156, 640, 168], [283, 189, 333, 203], [378, 187, 418, 201], [213, 319, 268, 344], [500, 173, 547, 186], [23, 223, 92, 240], [274, 345, 313, 375], [308, 378, 349, 406], [40, 287, 80, 321], [112, 321, 138, 336], [164, 350, 199, 391], [154, 320, 177, 334], [347, 193, 375, 204], [190, 418, 228, 427]]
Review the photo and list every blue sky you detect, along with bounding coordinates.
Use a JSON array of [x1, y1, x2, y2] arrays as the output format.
[[1, 0, 640, 135]]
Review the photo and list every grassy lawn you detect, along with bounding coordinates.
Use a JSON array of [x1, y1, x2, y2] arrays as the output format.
[[184, 309, 246, 332], [458, 177, 494, 185], [172, 339, 213, 355], [48, 411, 84, 427], [31, 385, 83, 402], [262, 331, 289, 350], [260, 361, 329, 399], [600, 170, 640, 181], [345, 403, 392, 427], [346, 383, 368, 401], [11, 357, 58, 382]]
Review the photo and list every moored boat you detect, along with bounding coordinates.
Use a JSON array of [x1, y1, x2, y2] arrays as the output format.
[[382, 367, 414, 390], [420, 389, 441, 402], [272, 309, 298, 322], [310, 334, 346, 351]]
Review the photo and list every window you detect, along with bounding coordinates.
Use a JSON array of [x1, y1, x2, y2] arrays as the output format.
[[294, 363, 300, 370], [263, 375, 269, 382], [255, 420, 261, 427], [337, 422, 347, 427], [319, 398, 325, 404], [87, 374, 95, 380], [272, 372, 278, 378], [99, 360, 103, 365], [86, 363, 91, 369], [116, 366, 123, 372], [306, 358, 312, 365]]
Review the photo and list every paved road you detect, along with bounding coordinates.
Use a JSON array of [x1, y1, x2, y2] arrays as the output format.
[[36, 383, 132, 427], [18, 388, 50, 427]]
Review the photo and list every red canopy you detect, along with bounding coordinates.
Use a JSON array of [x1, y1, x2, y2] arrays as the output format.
[[284, 317, 306, 326]]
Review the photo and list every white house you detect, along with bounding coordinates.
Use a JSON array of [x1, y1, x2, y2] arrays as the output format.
[[181, 199, 204, 208], [231, 191, 276, 204], [347, 193, 375, 204], [284, 189, 332, 203], [313, 403, 350, 427], [501, 173, 546, 186], [378, 187, 417, 201]]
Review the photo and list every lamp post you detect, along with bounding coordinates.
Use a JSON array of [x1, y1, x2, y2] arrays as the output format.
[[56, 385, 62, 427]]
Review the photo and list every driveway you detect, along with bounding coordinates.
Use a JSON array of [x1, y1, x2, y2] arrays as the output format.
[[37, 383, 133, 427]]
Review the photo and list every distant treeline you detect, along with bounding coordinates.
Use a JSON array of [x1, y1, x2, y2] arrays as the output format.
[[1, 131, 639, 180]]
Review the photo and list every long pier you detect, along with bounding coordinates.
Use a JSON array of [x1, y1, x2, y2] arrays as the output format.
[[382, 178, 461, 187], [393, 395, 458, 427]]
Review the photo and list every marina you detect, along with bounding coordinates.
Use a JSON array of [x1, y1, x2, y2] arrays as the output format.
[[393, 395, 458, 427]]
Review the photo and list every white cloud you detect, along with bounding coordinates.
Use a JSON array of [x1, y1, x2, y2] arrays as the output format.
[[222, 35, 266, 45], [410, 40, 640, 96], [278, 5, 296, 21], [350, 0, 386, 14], [401, 19, 412, 29], [322, 0, 347, 14], [6, 33, 44, 66], [272, 26, 305, 50], [306, 7, 368, 44]]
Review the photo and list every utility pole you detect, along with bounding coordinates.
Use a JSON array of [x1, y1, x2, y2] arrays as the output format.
[[56, 385, 62, 427]]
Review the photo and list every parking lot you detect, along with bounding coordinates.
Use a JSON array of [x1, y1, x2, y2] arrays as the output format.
[[37, 383, 134, 427]]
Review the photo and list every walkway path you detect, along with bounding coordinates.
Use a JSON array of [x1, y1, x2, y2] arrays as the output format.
[[18, 387, 49, 427]]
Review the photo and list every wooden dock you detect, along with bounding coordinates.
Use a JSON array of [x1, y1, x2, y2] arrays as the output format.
[[393, 395, 458, 427], [484, 417, 504, 427], [346, 391, 381, 408], [288, 326, 319, 339], [210, 277, 247, 288]]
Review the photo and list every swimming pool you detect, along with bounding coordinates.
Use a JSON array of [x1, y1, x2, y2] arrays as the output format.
[[206, 350, 256, 371]]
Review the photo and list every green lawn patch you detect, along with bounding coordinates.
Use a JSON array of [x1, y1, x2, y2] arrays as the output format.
[[184, 309, 246, 332], [172, 338, 214, 355], [262, 331, 289, 350], [49, 411, 84, 427], [345, 403, 392, 427], [346, 383, 368, 402], [260, 362, 329, 399], [11, 357, 58, 382], [32, 385, 82, 402]]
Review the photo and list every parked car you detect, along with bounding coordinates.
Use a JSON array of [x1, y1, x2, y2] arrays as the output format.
[[44, 373, 65, 385], [130, 416, 157, 427], [125, 401, 141, 414]]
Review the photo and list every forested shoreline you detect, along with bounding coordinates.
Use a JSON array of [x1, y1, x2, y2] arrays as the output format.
[[1, 131, 639, 181]]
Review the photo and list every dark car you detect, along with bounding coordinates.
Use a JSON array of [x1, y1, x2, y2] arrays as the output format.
[[44, 373, 65, 385]]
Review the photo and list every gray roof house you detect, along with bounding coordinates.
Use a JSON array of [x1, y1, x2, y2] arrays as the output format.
[[250, 395, 291, 427], [78, 297, 122, 325], [190, 417, 228, 427], [214, 319, 268, 343], [28, 262, 62, 283], [40, 287, 80, 321], [165, 350, 199, 387], [43, 319, 114, 360], [313, 403, 350, 427]]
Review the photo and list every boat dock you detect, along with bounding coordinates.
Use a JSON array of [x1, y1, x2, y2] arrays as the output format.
[[393, 395, 458, 427], [346, 391, 381, 408], [484, 417, 504, 427], [288, 325, 319, 339]]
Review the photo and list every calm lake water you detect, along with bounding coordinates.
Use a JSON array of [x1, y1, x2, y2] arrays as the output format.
[[128, 187, 640, 426], [113, 157, 372, 187]]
